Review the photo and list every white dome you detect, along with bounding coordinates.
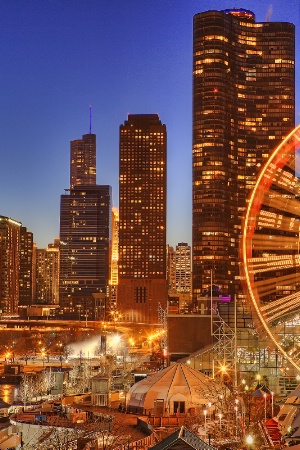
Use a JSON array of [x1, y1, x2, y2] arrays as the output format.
[[127, 362, 227, 415]]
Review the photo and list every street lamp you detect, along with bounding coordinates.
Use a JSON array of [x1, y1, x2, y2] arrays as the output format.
[[256, 374, 261, 386], [219, 412, 223, 430], [246, 434, 253, 449], [203, 409, 207, 437], [208, 402, 212, 421], [263, 392, 267, 422], [41, 348, 46, 367], [244, 385, 250, 425], [234, 405, 239, 438], [271, 391, 274, 417]]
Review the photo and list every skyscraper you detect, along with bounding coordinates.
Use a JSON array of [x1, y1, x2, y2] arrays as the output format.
[[167, 245, 176, 294], [0, 216, 21, 314], [192, 9, 295, 301], [118, 114, 167, 324], [59, 132, 112, 319], [70, 133, 96, 189], [19, 227, 34, 309], [35, 239, 60, 305], [175, 243, 191, 295], [108, 207, 119, 310]]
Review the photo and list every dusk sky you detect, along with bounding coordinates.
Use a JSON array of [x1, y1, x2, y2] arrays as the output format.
[[1, 0, 299, 248]]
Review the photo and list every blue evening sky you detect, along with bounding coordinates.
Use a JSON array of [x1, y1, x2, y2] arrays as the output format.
[[1, 0, 299, 248]]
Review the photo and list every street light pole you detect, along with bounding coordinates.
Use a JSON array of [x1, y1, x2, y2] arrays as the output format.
[[264, 393, 267, 422], [271, 391, 274, 417], [234, 405, 238, 437], [203, 409, 207, 439], [219, 412, 222, 430]]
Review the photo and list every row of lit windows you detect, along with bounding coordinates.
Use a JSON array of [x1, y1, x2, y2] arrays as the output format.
[[196, 58, 229, 65], [121, 130, 164, 135], [203, 35, 228, 42]]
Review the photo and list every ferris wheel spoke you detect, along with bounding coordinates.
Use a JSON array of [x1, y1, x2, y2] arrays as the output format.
[[265, 302, 300, 323], [262, 295, 300, 323], [261, 190, 300, 216], [248, 254, 297, 275], [252, 234, 299, 251], [255, 272, 298, 297], [256, 211, 300, 233], [260, 291, 300, 312]]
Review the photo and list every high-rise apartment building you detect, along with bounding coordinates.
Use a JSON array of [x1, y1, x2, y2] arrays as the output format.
[[167, 245, 176, 294], [118, 114, 167, 324], [175, 243, 191, 295], [35, 239, 60, 305], [108, 208, 119, 310], [59, 132, 112, 319], [0, 216, 22, 314], [192, 9, 295, 300], [19, 227, 34, 309]]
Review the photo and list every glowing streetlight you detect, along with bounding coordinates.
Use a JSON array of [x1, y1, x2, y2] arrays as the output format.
[[246, 434, 253, 449], [128, 337, 135, 347], [41, 350, 46, 367], [271, 391, 274, 417], [263, 392, 267, 422], [219, 412, 223, 429], [234, 405, 238, 420], [203, 409, 207, 436], [208, 402, 212, 421], [234, 405, 238, 437]]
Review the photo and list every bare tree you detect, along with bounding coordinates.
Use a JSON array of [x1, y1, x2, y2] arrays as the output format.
[[19, 374, 35, 409], [23, 412, 146, 450]]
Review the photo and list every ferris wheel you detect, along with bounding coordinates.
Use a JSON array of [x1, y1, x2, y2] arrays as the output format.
[[242, 124, 300, 372]]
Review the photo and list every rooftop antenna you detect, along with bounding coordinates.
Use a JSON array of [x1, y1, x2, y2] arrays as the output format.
[[89, 105, 92, 134]]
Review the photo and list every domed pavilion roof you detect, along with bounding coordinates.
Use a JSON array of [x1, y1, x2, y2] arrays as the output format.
[[127, 362, 227, 415]]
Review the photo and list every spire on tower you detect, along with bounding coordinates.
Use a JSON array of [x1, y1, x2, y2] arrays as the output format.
[[89, 105, 92, 134]]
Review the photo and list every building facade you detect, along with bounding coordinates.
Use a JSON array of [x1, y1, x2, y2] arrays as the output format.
[[19, 227, 34, 309], [108, 207, 119, 310], [0, 216, 22, 314], [175, 243, 191, 295], [70, 133, 96, 189], [59, 132, 112, 319], [192, 8, 295, 300], [167, 245, 176, 294], [35, 239, 60, 305], [118, 114, 167, 324]]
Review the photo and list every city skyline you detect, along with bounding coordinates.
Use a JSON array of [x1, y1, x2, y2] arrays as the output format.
[[1, 0, 299, 248]]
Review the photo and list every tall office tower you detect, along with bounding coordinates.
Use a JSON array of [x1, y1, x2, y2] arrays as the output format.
[[118, 114, 167, 324], [192, 9, 295, 300], [108, 207, 119, 310], [167, 245, 176, 294], [175, 243, 191, 295], [35, 239, 60, 305], [19, 227, 34, 309], [0, 216, 21, 314], [70, 133, 96, 189], [60, 130, 111, 319]]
